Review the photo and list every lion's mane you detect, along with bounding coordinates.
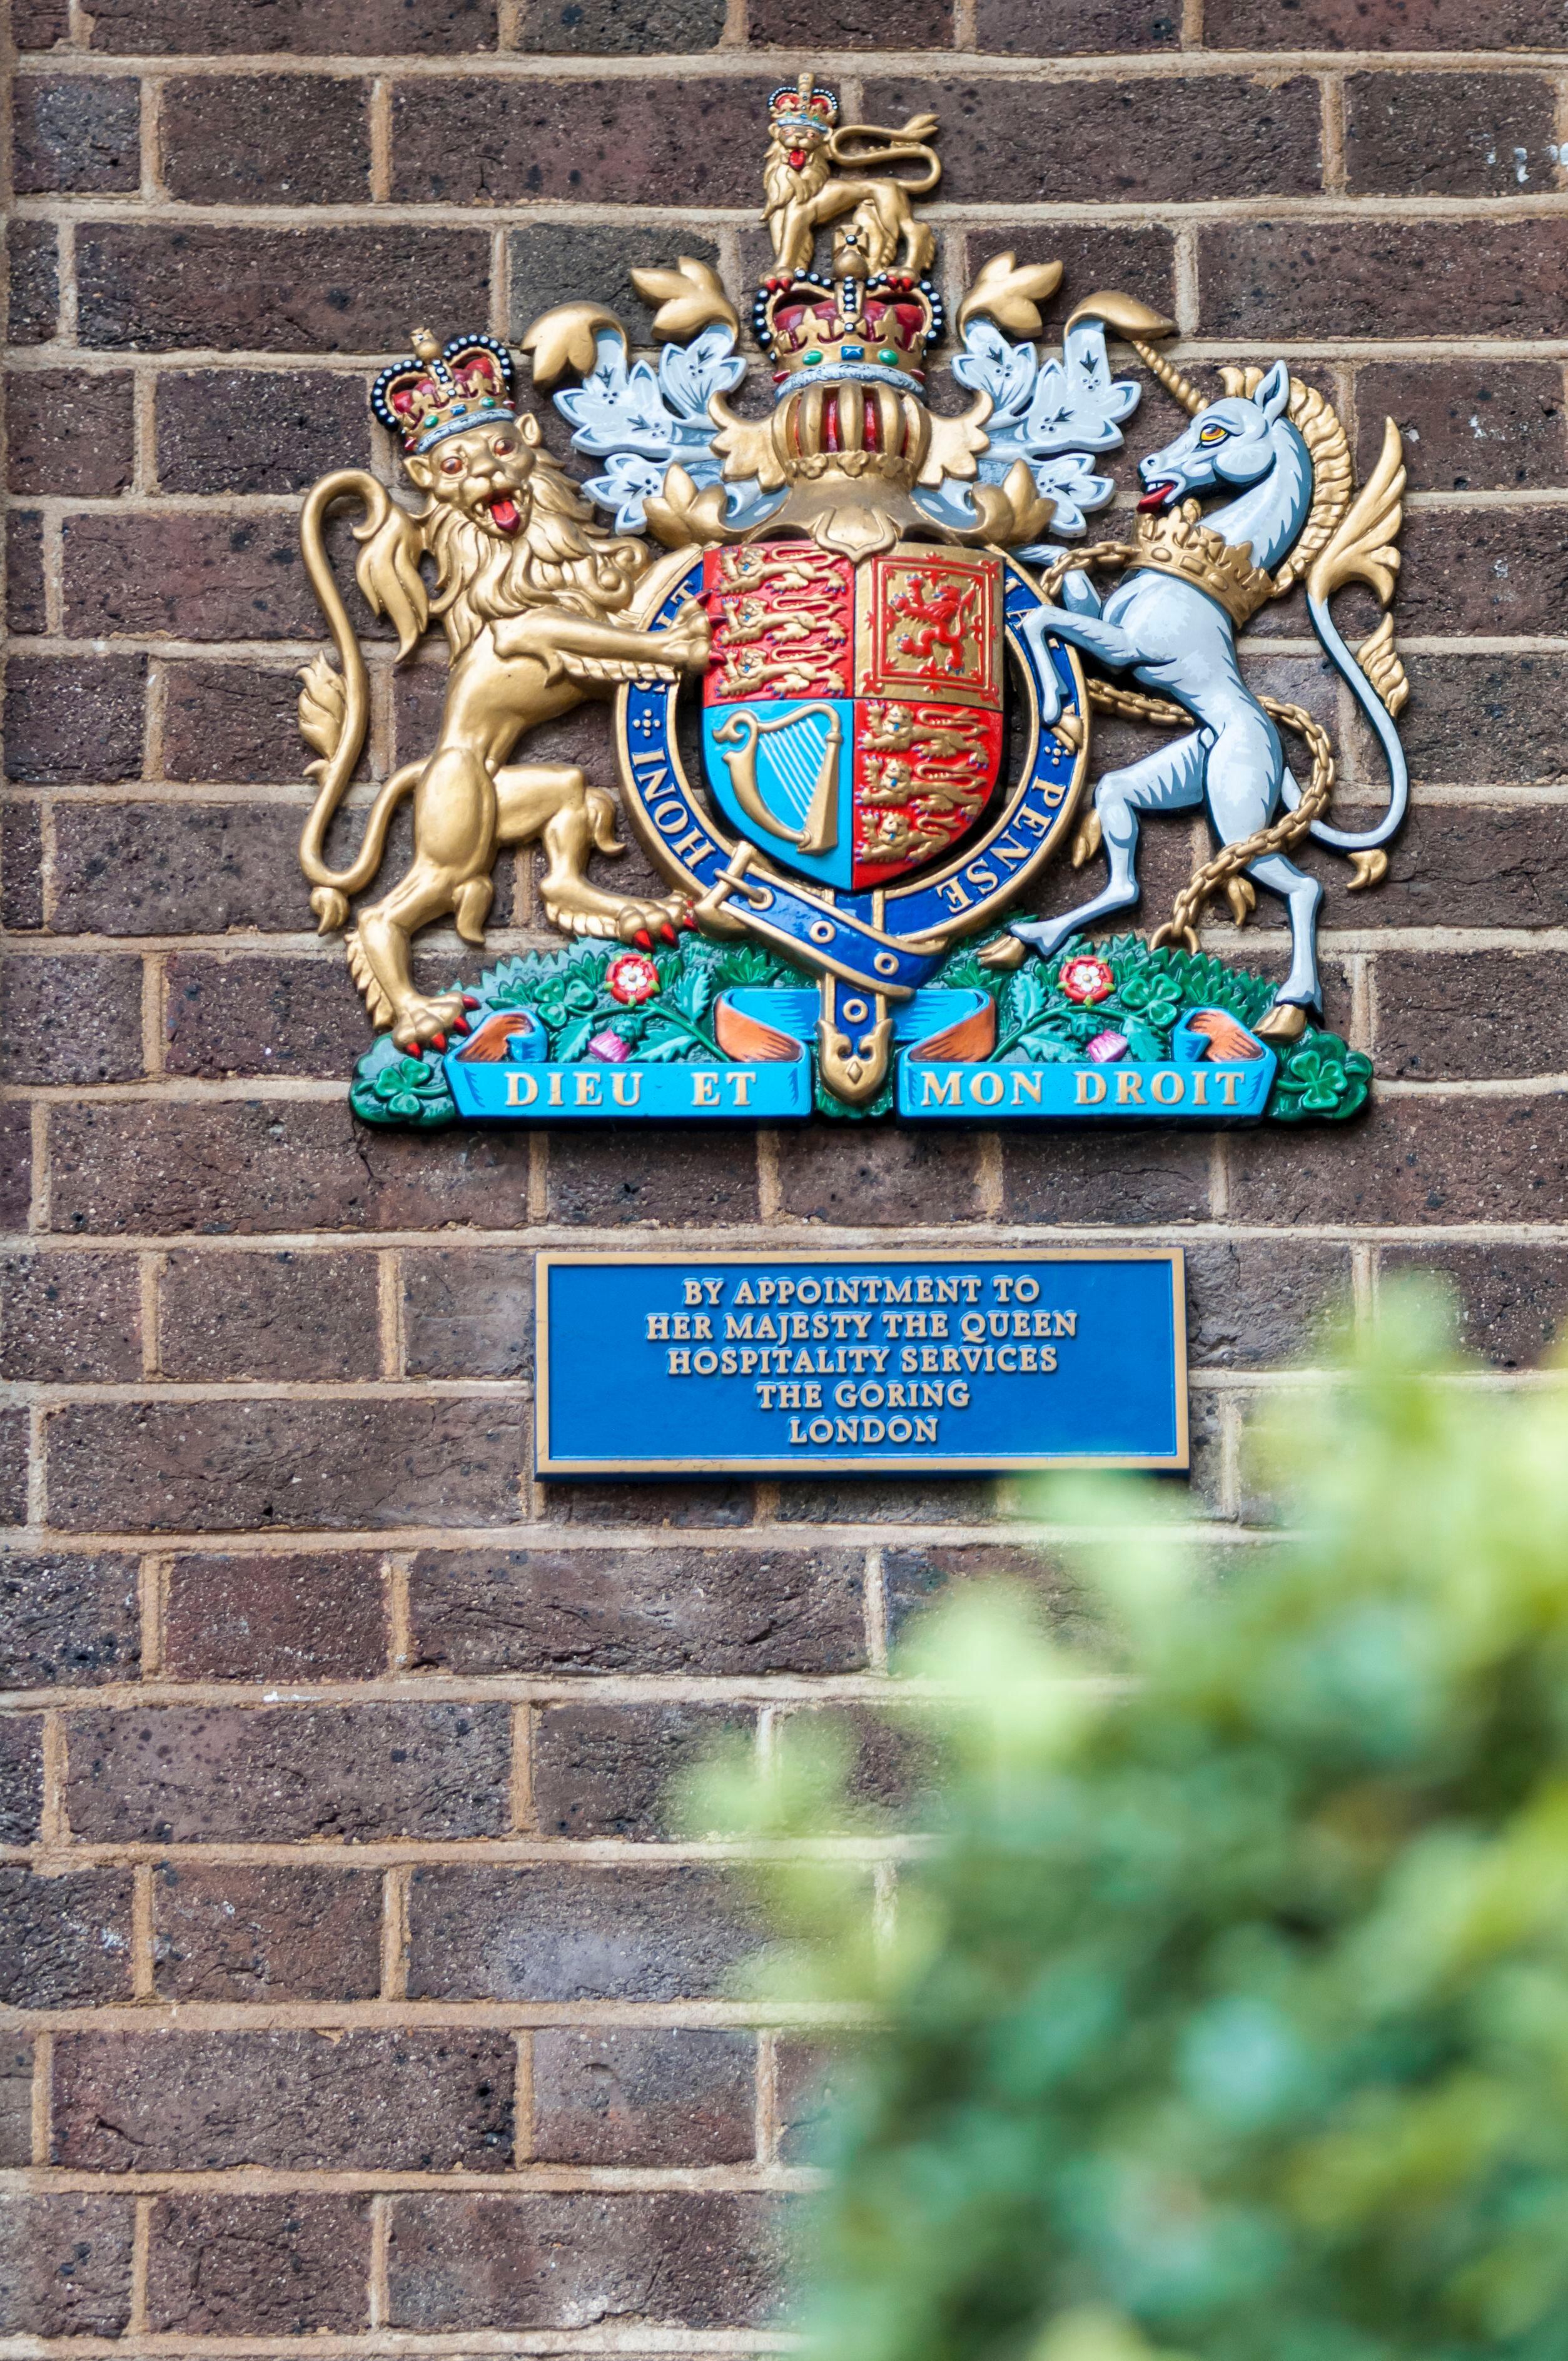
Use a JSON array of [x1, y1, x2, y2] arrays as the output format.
[[763, 135, 830, 223], [354, 448, 649, 660]]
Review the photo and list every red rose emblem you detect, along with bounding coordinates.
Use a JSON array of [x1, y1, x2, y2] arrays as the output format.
[[605, 952, 660, 1006], [1059, 955, 1115, 1006]]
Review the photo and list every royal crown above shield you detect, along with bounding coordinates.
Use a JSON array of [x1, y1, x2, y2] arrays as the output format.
[[296, 69, 1407, 1130]]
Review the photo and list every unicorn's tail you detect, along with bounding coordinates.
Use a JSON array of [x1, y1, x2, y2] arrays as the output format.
[[1302, 587, 1409, 863], [1295, 417, 1410, 881]]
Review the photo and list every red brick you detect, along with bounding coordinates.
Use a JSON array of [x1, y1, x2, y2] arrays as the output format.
[[161, 951, 366, 1077], [0, 1108, 31, 1231], [0, 1554, 139, 1688], [1185, 1241, 1353, 1368], [6, 368, 134, 495], [65, 1701, 510, 1841], [163, 1550, 387, 1679], [519, 0, 723, 43], [47, 1393, 524, 1532], [75, 224, 493, 353], [153, 1862, 383, 2000], [5, 512, 45, 637], [407, 1545, 866, 1675], [774, 1126, 981, 1225], [975, 0, 1175, 42], [532, 2029, 755, 2166], [0, 953, 145, 1086], [13, 76, 139, 193], [1379, 1243, 1568, 1369], [961, 223, 1177, 330], [4, 655, 146, 785], [1392, 507, 1568, 637], [780, 1701, 938, 1821], [1205, 0, 1567, 44], [0, 1721, 43, 1843], [0, 1868, 134, 2007], [0, 2196, 133, 2335], [407, 1864, 753, 2000], [161, 662, 311, 783], [1345, 72, 1557, 196], [1372, 949, 1567, 1081], [148, 2195, 370, 2335], [533, 1703, 754, 1840], [13, 0, 69, 44], [1, 804, 44, 930], [391, 76, 775, 206], [51, 800, 310, 933], [158, 1247, 381, 1378], [403, 1248, 534, 1378], [505, 225, 722, 348], [776, 2038, 849, 2164], [751, 0, 950, 41], [54, 2029, 512, 2169], [156, 367, 372, 494], [549, 1130, 761, 1225], [1394, 652, 1568, 786], [64, 512, 320, 641], [162, 75, 371, 203], [999, 1125, 1213, 1223], [1228, 1093, 1568, 1226], [47, 1100, 533, 1236], [1353, 361, 1564, 491], [7, 223, 58, 345], [386, 2192, 783, 2330], [86, 0, 494, 49], [1332, 803, 1568, 933], [536, 1475, 755, 1528], [1198, 217, 1568, 341], [884, 1540, 1085, 1647], [0, 2041, 33, 2168], [0, 1416, 28, 1533], [863, 73, 1320, 203], [0, 1252, 143, 1381]]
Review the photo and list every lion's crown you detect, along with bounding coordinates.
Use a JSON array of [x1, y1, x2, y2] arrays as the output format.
[[371, 327, 517, 455]]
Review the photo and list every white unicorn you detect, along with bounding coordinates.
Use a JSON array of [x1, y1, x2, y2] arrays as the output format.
[[1003, 339, 1409, 1041]]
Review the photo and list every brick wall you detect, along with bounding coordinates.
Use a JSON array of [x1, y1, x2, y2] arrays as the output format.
[[5, 0, 1568, 2342]]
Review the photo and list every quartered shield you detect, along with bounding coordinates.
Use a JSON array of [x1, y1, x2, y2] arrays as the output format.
[[701, 542, 1006, 892]]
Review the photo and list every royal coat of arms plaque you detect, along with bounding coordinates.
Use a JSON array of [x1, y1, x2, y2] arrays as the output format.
[[296, 71, 1408, 1131]]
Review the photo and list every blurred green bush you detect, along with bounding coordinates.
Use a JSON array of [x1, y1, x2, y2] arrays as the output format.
[[685, 1291, 1568, 2361]]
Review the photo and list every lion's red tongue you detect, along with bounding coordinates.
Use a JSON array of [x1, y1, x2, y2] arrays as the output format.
[[489, 495, 520, 532]]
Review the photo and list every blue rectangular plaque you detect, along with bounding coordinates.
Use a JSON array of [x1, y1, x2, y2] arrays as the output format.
[[535, 1250, 1187, 1478]]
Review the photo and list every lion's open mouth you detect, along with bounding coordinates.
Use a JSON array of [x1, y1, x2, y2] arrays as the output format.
[[1138, 478, 1180, 512], [485, 492, 522, 533]]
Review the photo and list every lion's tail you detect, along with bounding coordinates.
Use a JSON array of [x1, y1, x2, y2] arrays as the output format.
[[585, 786, 624, 857], [296, 469, 410, 928]]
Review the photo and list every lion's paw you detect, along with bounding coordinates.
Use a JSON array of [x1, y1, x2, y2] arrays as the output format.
[[391, 991, 470, 1053]]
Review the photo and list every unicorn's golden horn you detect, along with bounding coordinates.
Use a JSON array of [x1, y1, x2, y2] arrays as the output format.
[[1127, 338, 1209, 417]]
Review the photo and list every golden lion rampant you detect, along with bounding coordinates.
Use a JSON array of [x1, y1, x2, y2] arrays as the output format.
[[296, 410, 709, 1050]]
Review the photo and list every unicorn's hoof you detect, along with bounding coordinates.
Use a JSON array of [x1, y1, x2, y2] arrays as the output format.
[[979, 934, 1028, 973], [1257, 1000, 1311, 1043]]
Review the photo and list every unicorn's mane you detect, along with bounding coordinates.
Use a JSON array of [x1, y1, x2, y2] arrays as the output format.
[[1218, 365, 1352, 592]]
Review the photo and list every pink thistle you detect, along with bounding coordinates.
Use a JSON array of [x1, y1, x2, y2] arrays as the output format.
[[1085, 1029, 1129, 1063], [587, 1028, 632, 1062]]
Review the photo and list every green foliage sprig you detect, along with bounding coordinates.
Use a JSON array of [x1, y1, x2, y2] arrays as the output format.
[[685, 1293, 1568, 2361]]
